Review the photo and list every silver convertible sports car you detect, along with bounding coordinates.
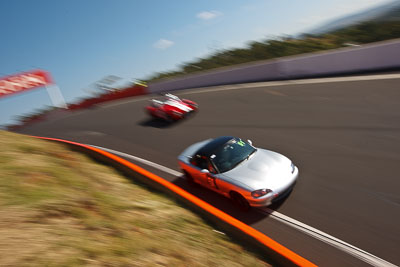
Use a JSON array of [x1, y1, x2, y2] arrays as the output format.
[[178, 136, 299, 211]]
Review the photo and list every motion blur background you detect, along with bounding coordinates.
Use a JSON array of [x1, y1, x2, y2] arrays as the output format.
[[1, 0, 399, 127]]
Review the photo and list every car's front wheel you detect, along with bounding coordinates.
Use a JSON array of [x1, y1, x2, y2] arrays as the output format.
[[230, 191, 250, 212], [182, 170, 195, 185]]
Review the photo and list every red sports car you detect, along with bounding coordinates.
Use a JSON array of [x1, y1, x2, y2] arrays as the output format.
[[145, 93, 198, 121]]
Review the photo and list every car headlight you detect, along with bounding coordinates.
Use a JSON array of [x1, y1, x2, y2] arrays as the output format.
[[251, 189, 272, 198], [291, 162, 295, 173]]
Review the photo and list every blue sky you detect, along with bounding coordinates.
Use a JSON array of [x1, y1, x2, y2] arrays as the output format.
[[0, 0, 393, 126]]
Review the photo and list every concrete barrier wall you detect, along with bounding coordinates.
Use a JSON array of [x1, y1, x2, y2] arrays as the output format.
[[280, 39, 400, 78], [148, 39, 400, 94]]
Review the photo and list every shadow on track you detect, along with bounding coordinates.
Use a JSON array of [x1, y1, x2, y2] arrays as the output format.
[[137, 118, 175, 128], [170, 175, 294, 225], [137, 113, 196, 128]]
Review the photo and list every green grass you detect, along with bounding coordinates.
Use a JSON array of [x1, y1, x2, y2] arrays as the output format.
[[0, 130, 270, 266]]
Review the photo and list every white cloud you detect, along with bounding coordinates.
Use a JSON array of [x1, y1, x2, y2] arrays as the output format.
[[153, 39, 174, 50], [197, 11, 222, 20]]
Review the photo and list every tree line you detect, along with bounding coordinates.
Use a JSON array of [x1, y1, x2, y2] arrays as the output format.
[[146, 20, 400, 82]]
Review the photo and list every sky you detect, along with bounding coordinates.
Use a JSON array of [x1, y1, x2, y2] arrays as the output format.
[[0, 0, 394, 126]]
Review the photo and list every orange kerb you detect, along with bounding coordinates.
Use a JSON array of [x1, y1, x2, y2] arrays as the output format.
[[33, 136, 317, 267]]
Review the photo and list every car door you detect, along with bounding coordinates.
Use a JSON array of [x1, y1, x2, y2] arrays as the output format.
[[189, 155, 209, 185], [203, 160, 220, 191], [189, 155, 218, 189]]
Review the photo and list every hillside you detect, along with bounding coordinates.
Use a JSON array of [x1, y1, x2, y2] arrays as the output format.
[[0, 131, 269, 266]]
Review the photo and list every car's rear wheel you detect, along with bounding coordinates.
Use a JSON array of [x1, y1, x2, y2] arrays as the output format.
[[230, 191, 250, 212]]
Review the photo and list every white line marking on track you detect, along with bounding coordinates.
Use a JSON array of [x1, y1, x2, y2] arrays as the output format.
[[177, 73, 400, 96], [97, 95, 152, 108], [258, 208, 397, 267], [90, 145, 182, 177], [88, 144, 397, 267], [80, 73, 400, 110]]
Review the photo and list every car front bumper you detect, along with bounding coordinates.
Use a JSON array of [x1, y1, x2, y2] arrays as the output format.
[[248, 166, 299, 207]]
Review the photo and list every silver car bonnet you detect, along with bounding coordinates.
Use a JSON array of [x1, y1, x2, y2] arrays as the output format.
[[220, 148, 293, 191]]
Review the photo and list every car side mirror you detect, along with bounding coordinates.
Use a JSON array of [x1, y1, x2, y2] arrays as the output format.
[[247, 140, 253, 146], [201, 169, 209, 174]]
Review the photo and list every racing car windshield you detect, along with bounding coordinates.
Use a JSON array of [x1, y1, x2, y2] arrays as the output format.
[[211, 138, 257, 173], [164, 93, 180, 101]]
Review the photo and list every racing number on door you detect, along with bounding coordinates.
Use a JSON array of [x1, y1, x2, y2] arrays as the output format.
[[207, 175, 218, 189], [205, 160, 219, 189]]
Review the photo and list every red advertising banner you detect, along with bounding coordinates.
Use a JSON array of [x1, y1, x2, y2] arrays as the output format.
[[0, 70, 53, 99]]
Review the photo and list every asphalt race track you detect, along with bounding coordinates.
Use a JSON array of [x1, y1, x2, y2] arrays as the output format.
[[17, 75, 400, 266]]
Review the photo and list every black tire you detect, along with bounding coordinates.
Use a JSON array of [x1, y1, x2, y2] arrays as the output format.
[[183, 111, 192, 119], [230, 192, 250, 212], [183, 170, 195, 185], [166, 114, 176, 123]]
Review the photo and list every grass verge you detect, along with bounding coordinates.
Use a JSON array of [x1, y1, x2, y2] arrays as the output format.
[[0, 130, 270, 266]]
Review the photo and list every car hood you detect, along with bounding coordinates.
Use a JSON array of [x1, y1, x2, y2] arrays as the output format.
[[165, 100, 193, 112], [221, 148, 293, 191]]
